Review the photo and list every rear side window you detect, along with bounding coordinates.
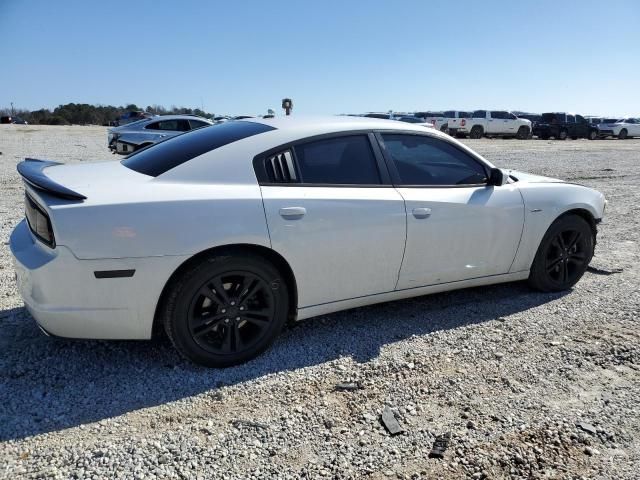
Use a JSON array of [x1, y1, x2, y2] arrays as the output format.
[[381, 134, 488, 186], [122, 121, 275, 177], [473, 110, 486, 118], [293, 135, 381, 185], [490, 111, 507, 119], [145, 119, 190, 131], [189, 119, 210, 129]]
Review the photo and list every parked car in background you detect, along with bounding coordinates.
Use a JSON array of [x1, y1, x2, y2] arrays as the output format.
[[396, 116, 437, 130], [12, 116, 606, 366], [1, 116, 28, 124], [413, 111, 448, 132], [115, 111, 154, 127], [108, 115, 213, 154], [515, 113, 542, 127], [597, 117, 640, 139], [443, 110, 472, 137], [533, 113, 598, 140], [455, 110, 531, 139]]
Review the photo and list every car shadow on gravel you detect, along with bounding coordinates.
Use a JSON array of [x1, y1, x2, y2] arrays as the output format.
[[0, 282, 567, 441]]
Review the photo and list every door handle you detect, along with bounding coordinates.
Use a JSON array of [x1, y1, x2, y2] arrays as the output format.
[[279, 207, 306, 219], [412, 207, 432, 219]]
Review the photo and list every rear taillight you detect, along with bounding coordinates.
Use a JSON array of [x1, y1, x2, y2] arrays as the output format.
[[25, 193, 55, 247], [460, 119, 466, 127]]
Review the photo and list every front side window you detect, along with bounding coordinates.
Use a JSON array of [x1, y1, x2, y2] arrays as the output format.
[[567, 115, 576, 123], [381, 134, 488, 186], [293, 135, 380, 185]]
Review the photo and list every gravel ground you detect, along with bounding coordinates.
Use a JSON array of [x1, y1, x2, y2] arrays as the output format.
[[0, 125, 639, 479]]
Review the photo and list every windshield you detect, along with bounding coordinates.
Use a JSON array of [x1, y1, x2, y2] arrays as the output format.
[[122, 121, 275, 177]]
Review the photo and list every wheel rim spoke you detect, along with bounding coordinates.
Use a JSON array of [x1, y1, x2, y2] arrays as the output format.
[[239, 279, 261, 305], [566, 231, 581, 251], [546, 257, 563, 273], [192, 314, 227, 337], [212, 278, 230, 304]]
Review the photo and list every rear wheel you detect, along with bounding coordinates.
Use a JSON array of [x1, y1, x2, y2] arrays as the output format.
[[440, 124, 449, 134], [163, 253, 289, 367], [588, 130, 598, 140], [618, 129, 628, 139], [516, 126, 529, 140], [470, 126, 483, 139], [558, 129, 568, 140], [528, 215, 594, 292]]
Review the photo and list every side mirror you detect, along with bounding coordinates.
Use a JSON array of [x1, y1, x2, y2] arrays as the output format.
[[488, 168, 507, 186]]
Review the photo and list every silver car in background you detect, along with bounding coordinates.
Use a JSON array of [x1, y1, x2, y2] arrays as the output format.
[[108, 115, 213, 154]]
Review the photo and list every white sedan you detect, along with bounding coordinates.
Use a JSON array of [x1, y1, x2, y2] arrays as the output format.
[[597, 117, 640, 139], [11, 117, 606, 367]]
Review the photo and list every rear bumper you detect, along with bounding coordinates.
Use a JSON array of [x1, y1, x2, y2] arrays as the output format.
[[10, 220, 187, 340]]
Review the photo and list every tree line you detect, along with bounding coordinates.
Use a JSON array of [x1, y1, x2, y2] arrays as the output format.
[[0, 103, 215, 126]]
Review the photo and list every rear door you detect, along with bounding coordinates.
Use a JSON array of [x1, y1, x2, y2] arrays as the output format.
[[377, 133, 524, 288], [258, 133, 407, 308]]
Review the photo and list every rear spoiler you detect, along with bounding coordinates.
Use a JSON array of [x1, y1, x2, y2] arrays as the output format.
[[17, 158, 87, 200]]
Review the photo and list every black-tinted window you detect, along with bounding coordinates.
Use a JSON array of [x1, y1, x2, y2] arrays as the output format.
[[145, 119, 190, 131], [566, 115, 576, 123], [576, 115, 586, 123], [381, 134, 488, 186], [444, 111, 455, 117], [189, 119, 210, 129], [123, 121, 275, 177], [459, 111, 471, 118], [490, 111, 507, 119], [364, 113, 390, 119], [293, 135, 380, 185], [473, 110, 486, 118]]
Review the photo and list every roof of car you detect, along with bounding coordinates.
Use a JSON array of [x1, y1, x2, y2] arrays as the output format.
[[244, 115, 436, 134]]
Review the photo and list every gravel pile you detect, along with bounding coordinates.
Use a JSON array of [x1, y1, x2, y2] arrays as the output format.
[[1, 125, 639, 479]]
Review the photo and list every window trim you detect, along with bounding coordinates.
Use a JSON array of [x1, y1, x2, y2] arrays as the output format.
[[374, 131, 492, 188], [253, 130, 392, 187]]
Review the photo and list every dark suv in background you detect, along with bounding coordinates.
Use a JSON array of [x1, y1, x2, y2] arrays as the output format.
[[532, 113, 598, 140]]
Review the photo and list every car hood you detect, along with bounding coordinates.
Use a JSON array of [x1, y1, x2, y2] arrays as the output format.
[[507, 170, 564, 184]]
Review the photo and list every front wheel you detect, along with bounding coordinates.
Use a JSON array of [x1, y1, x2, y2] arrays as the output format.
[[528, 215, 594, 292], [558, 129, 568, 140], [469, 126, 483, 139], [163, 253, 290, 367], [588, 130, 598, 140], [516, 126, 529, 140]]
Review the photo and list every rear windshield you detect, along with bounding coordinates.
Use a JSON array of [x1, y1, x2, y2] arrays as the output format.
[[122, 121, 275, 177]]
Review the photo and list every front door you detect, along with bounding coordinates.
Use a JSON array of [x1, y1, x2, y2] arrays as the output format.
[[377, 132, 525, 289], [259, 133, 407, 308]]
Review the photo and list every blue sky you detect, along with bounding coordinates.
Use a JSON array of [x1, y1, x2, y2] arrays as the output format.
[[1, 0, 639, 116]]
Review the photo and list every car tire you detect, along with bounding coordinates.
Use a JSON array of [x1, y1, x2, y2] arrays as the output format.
[[516, 126, 529, 140], [163, 252, 290, 367], [558, 129, 568, 140], [470, 126, 483, 139], [540, 134, 549, 140], [571, 136, 578, 140], [440, 124, 449, 134], [618, 129, 628, 140], [588, 130, 598, 140], [528, 214, 594, 292]]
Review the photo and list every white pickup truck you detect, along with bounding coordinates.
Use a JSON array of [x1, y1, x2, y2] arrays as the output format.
[[452, 110, 531, 139]]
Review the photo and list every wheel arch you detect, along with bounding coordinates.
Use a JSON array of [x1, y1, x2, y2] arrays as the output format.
[[151, 243, 298, 337]]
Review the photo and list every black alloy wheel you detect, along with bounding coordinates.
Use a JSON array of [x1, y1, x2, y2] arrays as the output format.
[[188, 271, 275, 355], [528, 215, 594, 292], [164, 253, 289, 367], [618, 129, 628, 140]]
